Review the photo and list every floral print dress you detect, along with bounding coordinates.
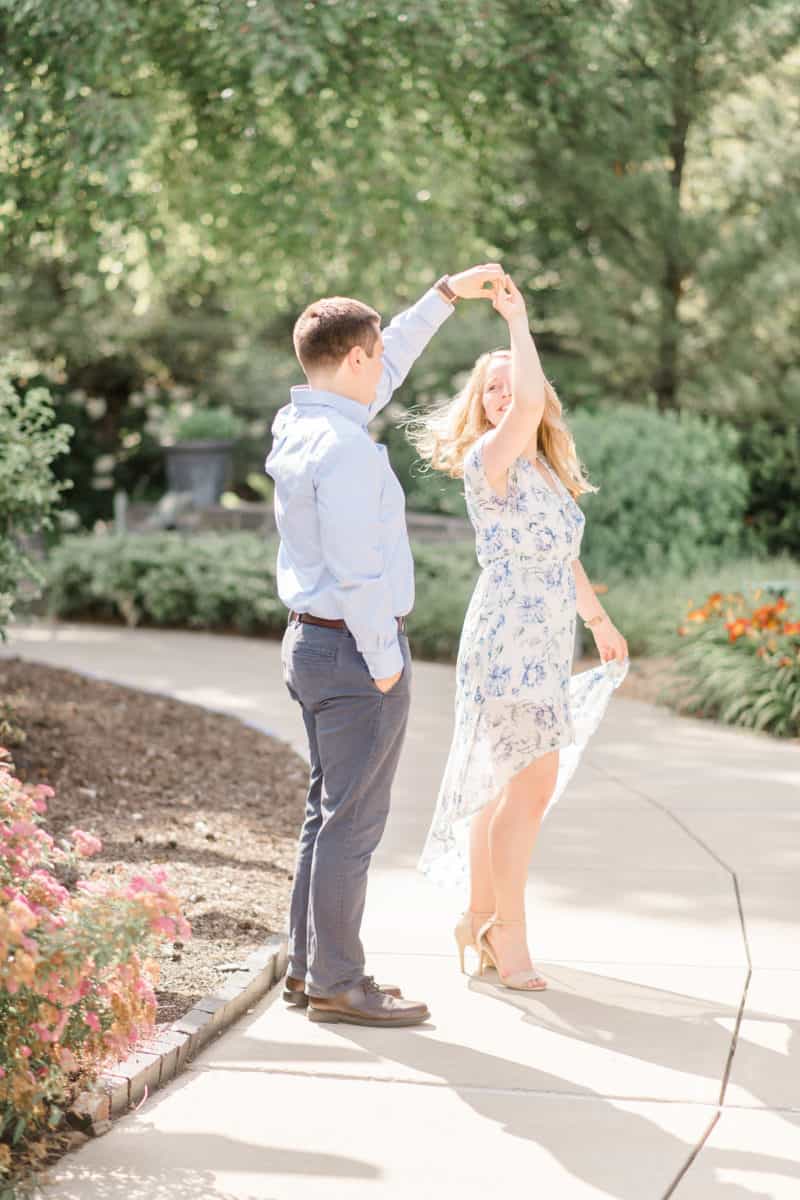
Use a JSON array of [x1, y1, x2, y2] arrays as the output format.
[[418, 433, 628, 890]]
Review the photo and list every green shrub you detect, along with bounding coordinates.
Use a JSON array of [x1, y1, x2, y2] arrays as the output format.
[[45, 533, 286, 634], [0, 752, 189, 1185], [670, 586, 800, 737], [737, 419, 800, 558], [571, 407, 751, 579], [599, 554, 800, 657], [405, 542, 477, 659], [45, 532, 477, 655], [169, 406, 245, 443], [0, 365, 73, 638], [46, 532, 800, 669]]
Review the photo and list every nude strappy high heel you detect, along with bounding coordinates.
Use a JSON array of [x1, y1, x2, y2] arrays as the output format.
[[477, 916, 548, 991], [454, 909, 493, 974]]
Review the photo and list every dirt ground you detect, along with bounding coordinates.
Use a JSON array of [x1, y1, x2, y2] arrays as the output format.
[[1, 657, 308, 1024]]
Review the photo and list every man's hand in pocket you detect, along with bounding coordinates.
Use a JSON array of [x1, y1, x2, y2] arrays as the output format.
[[374, 670, 402, 694]]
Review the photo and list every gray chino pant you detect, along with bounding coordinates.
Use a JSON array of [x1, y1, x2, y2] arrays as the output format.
[[281, 617, 412, 998]]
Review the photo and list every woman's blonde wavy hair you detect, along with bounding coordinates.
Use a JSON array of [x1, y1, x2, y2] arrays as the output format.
[[405, 349, 596, 499]]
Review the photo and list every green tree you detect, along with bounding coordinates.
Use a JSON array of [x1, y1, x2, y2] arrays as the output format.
[[478, 0, 800, 415]]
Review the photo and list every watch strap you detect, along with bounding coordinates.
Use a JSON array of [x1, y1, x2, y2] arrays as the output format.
[[434, 274, 458, 304]]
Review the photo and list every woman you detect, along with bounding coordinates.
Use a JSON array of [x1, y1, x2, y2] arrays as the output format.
[[411, 276, 628, 992]]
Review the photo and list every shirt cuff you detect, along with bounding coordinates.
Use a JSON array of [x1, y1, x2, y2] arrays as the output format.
[[363, 641, 404, 681], [417, 286, 456, 329]]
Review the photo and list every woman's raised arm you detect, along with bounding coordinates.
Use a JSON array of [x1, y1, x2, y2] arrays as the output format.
[[482, 277, 546, 496]]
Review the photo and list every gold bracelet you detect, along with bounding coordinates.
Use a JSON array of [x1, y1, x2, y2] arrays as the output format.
[[584, 614, 606, 629]]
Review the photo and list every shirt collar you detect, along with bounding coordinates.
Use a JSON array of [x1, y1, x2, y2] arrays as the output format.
[[290, 385, 370, 428]]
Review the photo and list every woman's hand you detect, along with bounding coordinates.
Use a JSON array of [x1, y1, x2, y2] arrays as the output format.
[[591, 616, 629, 664], [493, 274, 528, 325]]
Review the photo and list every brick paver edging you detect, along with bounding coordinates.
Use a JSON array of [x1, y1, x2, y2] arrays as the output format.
[[72, 934, 288, 1134]]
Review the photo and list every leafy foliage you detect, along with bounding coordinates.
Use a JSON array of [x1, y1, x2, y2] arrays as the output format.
[[0, 364, 73, 636], [42, 532, 482, 658], [0, 749, 189, 1184], [3, 0, 799, 532], [571, 406, 751, 579], [169, 406, 245, 444], [672, 587, 800, 736], [738, 419, 800, 557]]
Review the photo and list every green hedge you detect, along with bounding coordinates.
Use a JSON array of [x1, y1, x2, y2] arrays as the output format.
[[43, 533, 481, 659], [44, 532, 800, 664], [43, 532, 482, 657], [45, 533, 287, 634]]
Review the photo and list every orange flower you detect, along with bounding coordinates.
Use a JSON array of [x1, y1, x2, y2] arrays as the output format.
[[687, 607, 708, 623], [707, 592, 723, 609], [778, 656, 793, 667], [725, 618, 750, 643], [783, 621, 800, 636]]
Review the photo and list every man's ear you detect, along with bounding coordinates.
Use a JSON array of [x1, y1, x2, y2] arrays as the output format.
[[346, 344, 364, 373]]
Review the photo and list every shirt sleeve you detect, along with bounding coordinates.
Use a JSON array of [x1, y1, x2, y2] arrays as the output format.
[[315, 435, 404, 680], [368, 287, 454, 421]]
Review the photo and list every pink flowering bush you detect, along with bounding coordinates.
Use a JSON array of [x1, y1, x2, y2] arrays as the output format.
[[0, 748, 190, 1181]]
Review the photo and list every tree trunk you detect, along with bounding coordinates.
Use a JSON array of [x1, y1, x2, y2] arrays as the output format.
[[655, 87, 692, 411]]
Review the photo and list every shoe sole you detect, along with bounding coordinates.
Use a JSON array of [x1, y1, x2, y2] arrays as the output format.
[[307, 1008, 430, 1027]]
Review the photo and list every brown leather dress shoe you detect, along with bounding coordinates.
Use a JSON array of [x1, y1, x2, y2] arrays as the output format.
[[283, 974, 402, 1009], [307, 978, 429, 1027]]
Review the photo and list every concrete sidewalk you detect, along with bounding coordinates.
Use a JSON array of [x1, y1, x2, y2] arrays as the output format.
[[5, 621, 799, 1200]]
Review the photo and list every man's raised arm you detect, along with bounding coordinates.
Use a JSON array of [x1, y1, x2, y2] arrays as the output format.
[[369, 263, 504, 420]]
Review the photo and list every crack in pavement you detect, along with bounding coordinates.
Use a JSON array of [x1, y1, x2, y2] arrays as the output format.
[[591, 766, 753, 1200]]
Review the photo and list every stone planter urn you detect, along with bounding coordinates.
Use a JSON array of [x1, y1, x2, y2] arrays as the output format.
[[163, 407, 244, 508], [164, 439, 234, 508]]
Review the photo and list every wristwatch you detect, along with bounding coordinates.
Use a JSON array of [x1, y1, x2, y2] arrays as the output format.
[[434, 274, 459, 305]]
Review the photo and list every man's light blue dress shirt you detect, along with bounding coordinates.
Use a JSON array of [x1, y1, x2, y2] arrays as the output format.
[[265, 288, 453, 680]]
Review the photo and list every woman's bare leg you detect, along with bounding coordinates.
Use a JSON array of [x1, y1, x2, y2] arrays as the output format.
[[486, 749, 559, 980], [468, 792, 501, 939]]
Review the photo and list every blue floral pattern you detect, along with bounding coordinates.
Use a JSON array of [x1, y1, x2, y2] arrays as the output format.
[[418, 435, 628, 890]]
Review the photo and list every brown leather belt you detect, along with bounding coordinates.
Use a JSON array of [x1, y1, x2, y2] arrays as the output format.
[[289, 611, 407, 634]]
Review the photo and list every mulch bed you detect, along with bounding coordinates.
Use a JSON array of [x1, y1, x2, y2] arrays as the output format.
[[1, 656, 308, 1024]]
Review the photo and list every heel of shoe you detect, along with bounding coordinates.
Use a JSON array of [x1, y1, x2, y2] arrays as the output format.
[[454, 913, 473, 975], [282, 987, 309, 1009]]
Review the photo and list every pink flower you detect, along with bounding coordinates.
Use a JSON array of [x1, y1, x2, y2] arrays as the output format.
[[28, 869, 70, 906], [19, 1046, 31, 1059], [151, 916, 176, 937], [0, 1066, 5, 1078], [71, 829, 102, 857], [9, 820, 37, 839], [84, 1011, 101, 1033]]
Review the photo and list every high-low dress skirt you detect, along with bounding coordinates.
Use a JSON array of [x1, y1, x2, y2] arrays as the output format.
[[417, 558, 628, 891]]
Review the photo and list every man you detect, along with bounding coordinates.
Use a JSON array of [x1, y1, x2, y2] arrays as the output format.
[[266, 265, 504, 1027]]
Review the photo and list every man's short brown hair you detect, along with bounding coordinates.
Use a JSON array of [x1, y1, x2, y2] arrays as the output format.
[[293, 297, 381, 371]]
